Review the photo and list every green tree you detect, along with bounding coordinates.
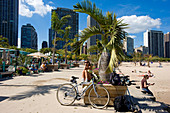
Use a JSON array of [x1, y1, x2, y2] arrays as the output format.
[[0, 36, 10, 48], [40, 48, 52, 54], [73, 0, 127, 81], [57, 26, 72, 64], [51, 11, 71, 64]]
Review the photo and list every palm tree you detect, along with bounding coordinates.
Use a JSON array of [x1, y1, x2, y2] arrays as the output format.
[[57, 26, 72, 64], [51, 11, 71, 64], [73, 0, 128, 81]]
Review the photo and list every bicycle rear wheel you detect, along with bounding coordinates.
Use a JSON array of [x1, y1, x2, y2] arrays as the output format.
[[57, 83, 77, 106], [88, 85, 110, 109]]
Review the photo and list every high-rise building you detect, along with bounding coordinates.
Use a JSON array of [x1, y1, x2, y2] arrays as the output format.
[[0, 0, 19, 46], [123, 37, 134, 56], [49, 28, 54, 48], [134, 46, 148, 55], [49, 8, 79, 51], [87, 15, 101, 54], [144, 30, 164, 57], [42, 41, 48, 48], [164, 32, 170, 58], [21, 24, 38, 50]]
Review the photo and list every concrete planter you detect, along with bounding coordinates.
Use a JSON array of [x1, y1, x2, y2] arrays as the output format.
[[83, 84, 127, 106]]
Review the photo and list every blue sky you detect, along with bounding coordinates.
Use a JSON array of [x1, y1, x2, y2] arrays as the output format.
[[19, 0, 170, 50]]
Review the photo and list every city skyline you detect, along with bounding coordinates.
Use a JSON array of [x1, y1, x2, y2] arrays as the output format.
[[18, 0, 170, 50]]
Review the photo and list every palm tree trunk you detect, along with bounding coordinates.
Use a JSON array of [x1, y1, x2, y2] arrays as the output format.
[[65, 47, 67, 64], [98, 51, 110, 82], [52, 32, 56, 65]]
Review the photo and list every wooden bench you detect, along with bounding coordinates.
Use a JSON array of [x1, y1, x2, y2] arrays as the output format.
[[60, 64, 69, 69], [47, 64, 58, 71], [0, 71, 14, 78], [73, 63, 79, 67]]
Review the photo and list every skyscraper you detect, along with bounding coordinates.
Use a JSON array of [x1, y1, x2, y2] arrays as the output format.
[[123, 37, 134, 56], [144, 30, 164, 57], [42, 41, 48, 48], [0, 0, 19, 46], [49, 8, 79, 51], [164, 32, 170, 58], [87, 15, 101, 53], [21, 24, 38, 50]]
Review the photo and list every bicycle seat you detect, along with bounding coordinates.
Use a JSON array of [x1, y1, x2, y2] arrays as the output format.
[[72, 76, 79, 79]]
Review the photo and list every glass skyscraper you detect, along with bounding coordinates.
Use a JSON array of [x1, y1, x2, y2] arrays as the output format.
[[0, 0, 19, 46], [123, 37, 134, 56], [21, 24, 38, 50], [49, 8, 79, 51], [144, 30, 164, 57]]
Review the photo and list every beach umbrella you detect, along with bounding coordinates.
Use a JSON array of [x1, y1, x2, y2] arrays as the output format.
[[27, 52, 48, 58], [2, 49, 6, 62]]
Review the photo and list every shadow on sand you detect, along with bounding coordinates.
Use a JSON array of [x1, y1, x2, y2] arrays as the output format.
[[7, 85, 60, 101], [131, 95, 170, 113]]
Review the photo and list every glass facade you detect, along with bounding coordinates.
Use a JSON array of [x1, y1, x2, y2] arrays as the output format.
[[49, 8, 79, 51], [0, 0, 19, 46], [21, 24, 38, 50], [144, 30, 164, 57]]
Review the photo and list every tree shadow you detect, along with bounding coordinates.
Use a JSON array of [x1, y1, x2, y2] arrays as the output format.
[[0, 77, 13, 82], [132, 96, 170, 113], [8, 85, 60, 101], [0, 96, 9, 102]]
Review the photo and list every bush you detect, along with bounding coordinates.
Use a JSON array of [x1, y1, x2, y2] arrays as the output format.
[[16, 66, 28, 75]]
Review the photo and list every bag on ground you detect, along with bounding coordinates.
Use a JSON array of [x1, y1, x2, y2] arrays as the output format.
[[114, 95, 131, 112]]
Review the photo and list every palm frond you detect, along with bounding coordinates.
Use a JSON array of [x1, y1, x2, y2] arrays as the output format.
[[73, 0, 105, 25]]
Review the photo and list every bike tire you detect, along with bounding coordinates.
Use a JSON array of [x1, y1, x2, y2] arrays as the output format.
[[88, 85, 110, 109], [56, 83, 77, 106]]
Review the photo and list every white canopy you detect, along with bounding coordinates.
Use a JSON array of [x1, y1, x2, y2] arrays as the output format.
[[27, 52, 48, 58]]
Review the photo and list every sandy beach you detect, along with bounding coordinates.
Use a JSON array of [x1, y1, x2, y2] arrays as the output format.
[[0, 62, 170, 113], [119, 62, 170, 105]]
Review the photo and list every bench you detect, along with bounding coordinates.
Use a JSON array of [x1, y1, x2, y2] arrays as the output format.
[[73, 63, 79, 67], [0, 71, 14, 78], [60, 64, 69, 69]]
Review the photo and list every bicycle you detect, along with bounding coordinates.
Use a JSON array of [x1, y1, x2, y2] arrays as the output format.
[[56, 75, 110, 109]]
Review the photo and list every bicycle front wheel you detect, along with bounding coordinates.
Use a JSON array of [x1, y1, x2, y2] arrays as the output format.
[[88, 85, 110, 109], [57, 83, 77, 106]]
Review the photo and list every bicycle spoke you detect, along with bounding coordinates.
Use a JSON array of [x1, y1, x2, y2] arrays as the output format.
[[57, 84, 76, 106]]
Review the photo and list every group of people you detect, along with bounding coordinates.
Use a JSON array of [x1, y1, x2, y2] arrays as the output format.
[[82, 60, 155, 96], [28, 59, 49, 73]]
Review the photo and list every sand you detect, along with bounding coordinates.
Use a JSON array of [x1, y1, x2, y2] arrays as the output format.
[[0, 62, 170, 113], [119, 62, 170, 105]]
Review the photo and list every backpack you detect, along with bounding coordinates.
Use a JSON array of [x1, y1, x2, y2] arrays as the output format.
[[114, 95, 131, 112], [110, 72, 121, 85]]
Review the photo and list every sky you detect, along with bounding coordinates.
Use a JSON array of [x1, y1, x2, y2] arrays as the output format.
[[18, 0, 170, 50]]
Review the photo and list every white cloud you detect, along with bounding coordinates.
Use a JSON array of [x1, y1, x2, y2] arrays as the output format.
[[118, 15, 161, 33], [19, 0, 55, 17], [48, 1, 54, 4], [127, 35, 136, 38]]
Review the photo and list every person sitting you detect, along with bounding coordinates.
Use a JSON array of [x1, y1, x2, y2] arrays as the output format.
[[82, 60, 92, 82], [141, 75, 155, 96], [40, 62, 47, 72]]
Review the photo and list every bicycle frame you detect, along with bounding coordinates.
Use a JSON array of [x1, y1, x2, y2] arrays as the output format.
[[73, 78, 100, 99]]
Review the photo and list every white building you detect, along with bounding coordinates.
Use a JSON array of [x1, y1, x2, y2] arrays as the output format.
[[144, 30, 164, 57]]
